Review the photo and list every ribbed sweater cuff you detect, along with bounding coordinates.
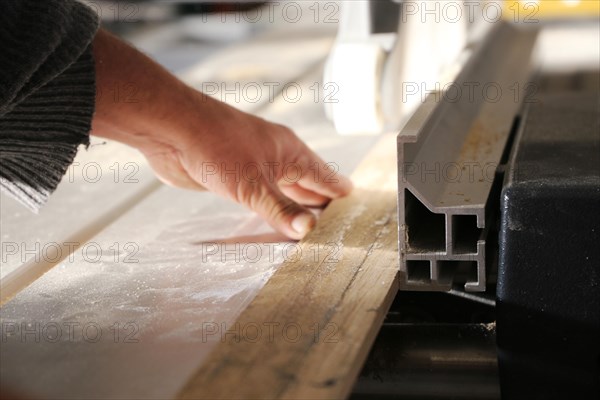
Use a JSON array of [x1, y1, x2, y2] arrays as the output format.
[[0, 45, 97, 211]]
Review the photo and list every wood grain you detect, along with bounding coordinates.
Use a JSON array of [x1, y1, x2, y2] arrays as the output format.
[[178, 133, 400, 400]]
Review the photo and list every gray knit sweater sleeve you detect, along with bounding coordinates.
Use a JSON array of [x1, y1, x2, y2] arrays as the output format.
[[0, 0, 100, 211]]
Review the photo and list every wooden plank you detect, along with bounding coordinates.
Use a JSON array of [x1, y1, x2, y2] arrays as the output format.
[[178, 133, 400, 400]]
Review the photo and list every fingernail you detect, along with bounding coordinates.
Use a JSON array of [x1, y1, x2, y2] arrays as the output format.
[[292, 213, 316, 235]]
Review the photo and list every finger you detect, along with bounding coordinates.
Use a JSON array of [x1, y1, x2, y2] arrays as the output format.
[[242, 180, 316, 240], [292, 150, 353, 199], [279, 183, 330, 207]]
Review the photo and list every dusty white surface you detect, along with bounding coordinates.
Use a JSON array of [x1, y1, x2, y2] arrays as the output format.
[[0, 188, 284, 399], [0, 140, 155, 279]]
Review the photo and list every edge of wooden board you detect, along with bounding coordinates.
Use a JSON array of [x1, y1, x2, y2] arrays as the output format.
[[178, 133, 400, 400]]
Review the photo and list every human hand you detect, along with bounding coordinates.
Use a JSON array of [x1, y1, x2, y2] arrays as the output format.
[[90, 29, 352, 240], [140, 97, 352, 239]]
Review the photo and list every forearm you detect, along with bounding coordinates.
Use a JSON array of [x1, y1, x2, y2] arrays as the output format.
[[91, 29, 211, 152]]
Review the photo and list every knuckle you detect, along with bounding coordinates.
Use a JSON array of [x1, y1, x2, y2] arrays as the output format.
[[269, 196, 299, 222], [234, 179, 262, 206]]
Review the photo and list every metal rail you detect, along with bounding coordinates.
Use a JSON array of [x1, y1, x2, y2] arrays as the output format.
[[397, 23, 538, 292]]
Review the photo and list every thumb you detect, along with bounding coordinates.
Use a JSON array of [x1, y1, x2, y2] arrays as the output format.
[[251, 181, 317, 240]]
